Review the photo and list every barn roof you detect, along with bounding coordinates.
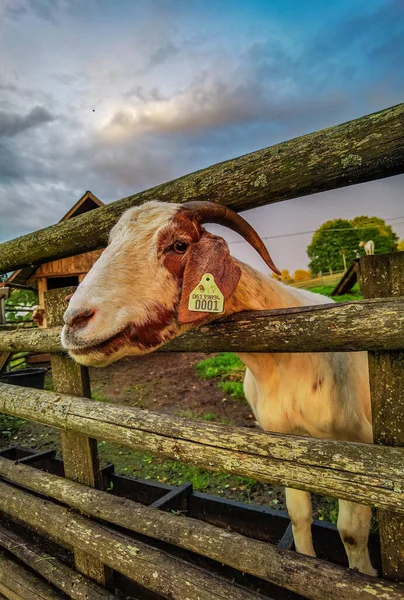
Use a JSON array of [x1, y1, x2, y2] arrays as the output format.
[[6, 191, 104, 287]]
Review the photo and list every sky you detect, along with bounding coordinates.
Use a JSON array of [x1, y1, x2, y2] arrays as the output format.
[[0, 0, 403, 274]]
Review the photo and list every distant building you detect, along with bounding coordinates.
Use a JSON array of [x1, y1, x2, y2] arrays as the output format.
[[6, 191, 104, 326]]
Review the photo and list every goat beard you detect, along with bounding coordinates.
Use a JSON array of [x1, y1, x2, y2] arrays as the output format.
[[68, 315, 183, 367]]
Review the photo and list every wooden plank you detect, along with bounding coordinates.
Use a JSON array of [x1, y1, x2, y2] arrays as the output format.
[[0, 103, 403, 274], [1, 297, 404, 354], [0, 469, 401, 600], [331, 260, 359, 296], [1, 386, 404, 511], [0, 524, 117, 600], [0, 353, 11, 375], [44, 288, 112, 589], [0, 552, 63, 600], [35, 250, 103, 277], [36, 278, 47, 328], [361, 252, 404, 582], [0, 480, 268, 600]]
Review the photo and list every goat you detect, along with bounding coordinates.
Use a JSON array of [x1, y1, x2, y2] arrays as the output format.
[[359, 240, 375, 255], [61, 200, 376, 576]]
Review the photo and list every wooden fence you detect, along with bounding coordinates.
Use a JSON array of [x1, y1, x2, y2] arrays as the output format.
[[0, 103, 403, 600]]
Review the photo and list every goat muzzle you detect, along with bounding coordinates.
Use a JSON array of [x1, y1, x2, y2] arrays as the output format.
[[182, 201, 281, 275]]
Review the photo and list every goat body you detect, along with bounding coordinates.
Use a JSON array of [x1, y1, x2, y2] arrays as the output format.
[[359, 240, 375, 255], [62, 201, 376, 576]]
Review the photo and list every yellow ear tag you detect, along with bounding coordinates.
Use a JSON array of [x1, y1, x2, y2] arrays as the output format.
[[188, 273, 224, 313]]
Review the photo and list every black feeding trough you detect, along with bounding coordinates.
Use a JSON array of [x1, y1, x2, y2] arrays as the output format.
[[0, 367, 47, 390]]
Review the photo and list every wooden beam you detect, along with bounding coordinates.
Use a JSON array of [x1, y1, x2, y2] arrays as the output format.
[[0, 457, 402, 600], [0, 103, 403, 274], [1, 383, 404, 510], [0, 524, 117, 600], [37, 278, 47, 327], [0, 480, 268, 600], [45, 288, 113, 589], [0, 297, 404, 354], [0, 552, 63, 600], [0, 353, 10, 375], [361, 252, 404, 581]]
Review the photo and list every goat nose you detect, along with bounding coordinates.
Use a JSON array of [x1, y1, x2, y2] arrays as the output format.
[[65, 308, 95, 329]]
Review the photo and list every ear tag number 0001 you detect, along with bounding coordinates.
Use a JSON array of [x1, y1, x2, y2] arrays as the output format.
[[188, 273, 224, 313]]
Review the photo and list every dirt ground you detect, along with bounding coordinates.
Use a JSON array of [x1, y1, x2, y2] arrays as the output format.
[[90, 352, 255, 426]]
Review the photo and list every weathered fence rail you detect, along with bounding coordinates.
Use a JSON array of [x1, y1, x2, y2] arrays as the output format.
[[0, 296, 403, 354], [0, 456, 402, 600], [0, 103, 402, 274], [0, 102, 403, 598], [1, 383, 403, 512], [0, 522, 117, 600]]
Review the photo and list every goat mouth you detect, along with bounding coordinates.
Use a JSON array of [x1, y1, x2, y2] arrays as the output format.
[[64, 307, 178, 365], [66, 325, 133, 358]]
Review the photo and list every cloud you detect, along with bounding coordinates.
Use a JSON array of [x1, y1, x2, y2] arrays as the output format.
[[103, 76, 349, 143], [0, 145, 25, 182], [1, 0, 77, 23], [0, 0, 403, 275], [0, 106, 54, 138]]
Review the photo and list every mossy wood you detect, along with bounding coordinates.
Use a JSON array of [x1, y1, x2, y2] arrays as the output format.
[[0, 103, 403, 274], [361, 252, 404, 582], [1, 384, 404, 510], [0, 524, 116, 600], [0, 297, 403, 354], [0, 552, 63, 600], [0, 480, 266, 600], [45, 288, 113, 588], [0, 457, 403, 600]]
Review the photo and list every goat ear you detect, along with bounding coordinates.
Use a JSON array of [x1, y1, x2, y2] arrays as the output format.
[[178, 233, 241, 324]]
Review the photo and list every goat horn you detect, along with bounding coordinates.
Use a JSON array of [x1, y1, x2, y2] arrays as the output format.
[[182, 201, 281, 276]]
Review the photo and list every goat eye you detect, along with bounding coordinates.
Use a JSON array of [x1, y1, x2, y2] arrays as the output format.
[[173, 241, 188, 254]]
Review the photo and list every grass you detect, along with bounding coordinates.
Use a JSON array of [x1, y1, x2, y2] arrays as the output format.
[[0, 414, 26, 439], [307, 283, 362, 303], [97, 441, 257, 496], [91, 390, 109, 403], [195, 352, 247, 400]]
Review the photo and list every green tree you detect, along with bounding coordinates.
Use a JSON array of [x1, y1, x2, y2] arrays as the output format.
[[307, 216, 399, 272], [307, 219, 358, 273], [398, 239, 404, 252], [352, 216, 398, 255]]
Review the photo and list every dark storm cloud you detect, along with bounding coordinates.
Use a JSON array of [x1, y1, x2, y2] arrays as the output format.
[[0, 144, 25, 182], [0, 106, 54, 138]]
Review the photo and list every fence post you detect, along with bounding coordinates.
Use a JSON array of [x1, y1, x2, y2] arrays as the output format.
[[361, 252, 404, 581], [44, 287, 114, 589]]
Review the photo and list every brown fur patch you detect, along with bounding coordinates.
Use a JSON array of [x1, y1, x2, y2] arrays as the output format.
[[157, 212, 202, 279], [74, 305, 177, 358], [178, 233, 241, 324], [157, 213, 241, 325], [343, 536, 356, 546], [129, 305, 177, 349]]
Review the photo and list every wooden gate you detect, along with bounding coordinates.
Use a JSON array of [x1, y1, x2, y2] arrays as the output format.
[[0, 103, 403, 599]]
